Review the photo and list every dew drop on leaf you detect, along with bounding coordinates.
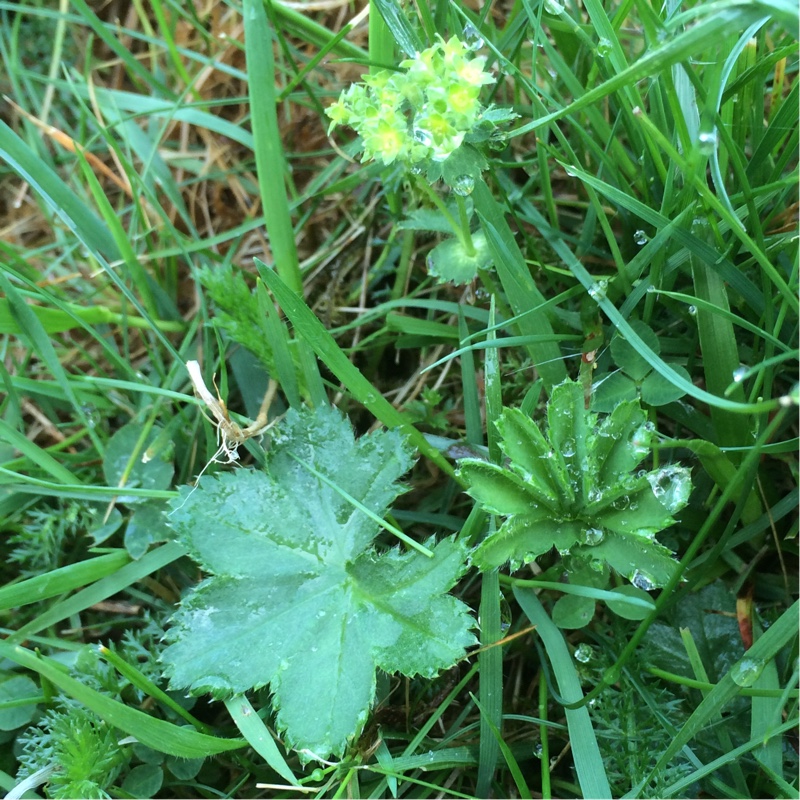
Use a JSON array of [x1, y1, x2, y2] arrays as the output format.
[[583, 527, 605, 546], [630, 424, 651, 457], [562, 438, 576, 457], [452, 174, 475, 196], [633, 229, 649, 246], [413, 127, 433, 147], [533, 743, 544, 758], [574, 643, 594, 663], [732, 366, 748, 383], [630, 570, 656, 591], [646, 465, 691, 513]]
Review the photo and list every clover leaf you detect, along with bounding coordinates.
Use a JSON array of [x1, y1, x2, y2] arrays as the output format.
[[162, 406, 475, 761], [457, 380, 691, 589], [592, 320, 692, 412]]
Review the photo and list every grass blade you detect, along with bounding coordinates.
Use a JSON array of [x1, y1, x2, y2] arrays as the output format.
[[514, 586, 611, 800]]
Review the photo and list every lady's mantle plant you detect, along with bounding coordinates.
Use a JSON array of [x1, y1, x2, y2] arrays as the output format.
[[457, 380, 691, 590], [326, 34, 497, 166], [326, 34, 516, 284], [162, 406, 475, 761]]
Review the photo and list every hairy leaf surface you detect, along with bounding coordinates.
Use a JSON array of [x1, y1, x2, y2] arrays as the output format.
[[162, 407, 475, 760], [458, 380, 691, 586]]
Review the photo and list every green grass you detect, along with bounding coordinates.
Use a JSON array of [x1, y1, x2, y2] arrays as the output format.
[[0, 0, 797, 798]]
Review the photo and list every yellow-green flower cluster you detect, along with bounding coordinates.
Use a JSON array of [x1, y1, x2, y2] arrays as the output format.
[[326, 35, 495, 165]]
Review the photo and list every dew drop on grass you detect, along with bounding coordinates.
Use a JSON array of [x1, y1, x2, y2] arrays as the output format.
[[731, 657, 765, 687], [452, 174, 475, 196], [562, 438, 576, 457], [574, 643, 594, 663], [588, 280, 607, 301], [463, 22, 484, 50], [533, 743, 544, 758], [596, 38, 612, 57], [697, 129, 718, 154], [732, 366, 748, 383], [688, 305, 697, 315], [633, 229, 649, 246]]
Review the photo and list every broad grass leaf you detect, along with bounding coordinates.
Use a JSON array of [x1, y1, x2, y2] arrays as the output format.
[[162, 406, 475, 760]]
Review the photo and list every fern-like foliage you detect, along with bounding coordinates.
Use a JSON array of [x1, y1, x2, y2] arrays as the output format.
[[9, 502, 92, 576], [198, 265, 274, 369], [16, 700, 127, 799]]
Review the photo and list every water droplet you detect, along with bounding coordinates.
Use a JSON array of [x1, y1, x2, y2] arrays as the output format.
[[633, 229, 649, 246], [596, 38, 612, 57], [588, 487, 603, 503], [412, 127, 433, 147], [646, 465, 692, 513], [533, 743, 544, 758], [630, 424, 652, 457], [588, 280, 607, 301], [688, 305, 697, 315], [463, 22, 484, 50], [452, 174, 475, 196], [561, 438, 576, 457], [544, 0, 564, 13], [697, 129, 718, 155], [612, 495, 631, 510], [631, 570, 655, 591], [732, 366, 748, 383], [574, 643, 594, 663], [583, 527, 605, 546], [731, 657, 765, 687], [81, 404, 100, 429]]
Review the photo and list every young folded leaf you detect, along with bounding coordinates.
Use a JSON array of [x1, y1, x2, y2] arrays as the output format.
[[162, 406, 475, 761], [458, 380, 691, 588]]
